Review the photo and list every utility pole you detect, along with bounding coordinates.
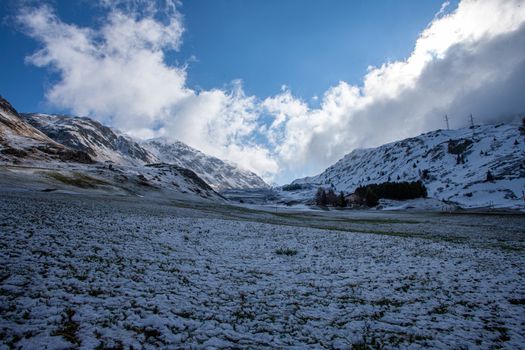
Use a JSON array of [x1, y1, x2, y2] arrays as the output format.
[[444, 114, 450, 130], [469, 114, 475, 128]]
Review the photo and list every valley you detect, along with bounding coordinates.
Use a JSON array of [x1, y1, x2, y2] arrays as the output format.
[[1, 94, 525, 349], [1, 188, 524, 349]]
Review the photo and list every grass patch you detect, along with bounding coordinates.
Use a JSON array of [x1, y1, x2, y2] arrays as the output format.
[[46, 171, 108, 188], [429, 304, 448, 315], [275, 248, 298, 256], [52, 308, 80, 346], [509, 298, 525, 305], [374, 298, 404, 307]]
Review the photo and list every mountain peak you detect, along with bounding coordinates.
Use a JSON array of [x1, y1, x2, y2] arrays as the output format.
[[143, 138, 268, 191], [0, 95, 20, 117]]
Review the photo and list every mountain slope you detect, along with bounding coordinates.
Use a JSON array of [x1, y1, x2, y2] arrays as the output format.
[[0, 97, 222, 201], [143, 138, 268, 190], [22, 113, 267, 190], [0, 96, 92, 163], [22, 113, 157, 165], [293, 123, 525, 209]]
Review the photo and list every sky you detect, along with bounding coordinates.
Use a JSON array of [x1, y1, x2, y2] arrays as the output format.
[[1, 0, 524, 184]]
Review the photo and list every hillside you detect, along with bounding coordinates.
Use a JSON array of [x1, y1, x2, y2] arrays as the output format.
[[143, 138, 268, 191], [0, 96, 92, 164], [21, 113, 267, 190], [0, 97, 222, 200], [293, 123, 525, 209], [22, 113, 157, 165]]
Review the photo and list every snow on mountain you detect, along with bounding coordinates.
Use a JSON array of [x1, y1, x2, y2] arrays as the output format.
[[0, 96, 92, 164], [143, 138, 268, 191], [0, 97, 224, 201], [22, 113, 157, 165], [20, 113, 267, 190], [293, 122, 525, 209]]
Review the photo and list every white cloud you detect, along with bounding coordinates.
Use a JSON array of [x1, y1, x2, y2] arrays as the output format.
[[18, 2, 278, 180], [18, 0, 525, 184], [261, 0, 525, 183], [20, 4, 188, 129]]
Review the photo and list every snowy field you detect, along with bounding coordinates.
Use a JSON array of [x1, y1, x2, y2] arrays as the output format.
[[1, 190, 525, 349]]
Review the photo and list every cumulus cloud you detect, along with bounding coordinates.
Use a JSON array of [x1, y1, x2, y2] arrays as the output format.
[[17, 1, 278, 180], [261, 0, 525, 182], [19, 3, 187, 129], [17, 0, 525, 184]]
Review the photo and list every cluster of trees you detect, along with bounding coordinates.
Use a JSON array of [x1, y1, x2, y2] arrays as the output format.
[[354, 181, 428, 207], [315, 188, 347, 207], [282, 183, 303, 191]]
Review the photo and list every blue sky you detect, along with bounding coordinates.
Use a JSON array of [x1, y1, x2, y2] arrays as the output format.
[[1, 0, 444, 112], [1, 0, 524, 184], [177, 1, 445, 100]]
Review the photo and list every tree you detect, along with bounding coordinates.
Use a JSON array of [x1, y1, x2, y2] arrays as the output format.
[[326, 189, 338, 206], [365, 188, 379, 207], [315, 188, 328, 206], [338, 191, 347, 207]]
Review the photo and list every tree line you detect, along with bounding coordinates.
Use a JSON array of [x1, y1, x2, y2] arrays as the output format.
[[314, 188, 347, 207], [314, 181, 428, 208], [354, 181, 427, 207]]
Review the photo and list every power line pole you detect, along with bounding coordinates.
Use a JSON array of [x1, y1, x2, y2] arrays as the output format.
[[444, 114, 450, 130], [469, 114, 474, 128]]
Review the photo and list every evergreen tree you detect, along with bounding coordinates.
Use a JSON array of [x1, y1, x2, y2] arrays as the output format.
[[315, 188, 328, 206], [326, 189, 338, 206], [338, 191, 347, 207]]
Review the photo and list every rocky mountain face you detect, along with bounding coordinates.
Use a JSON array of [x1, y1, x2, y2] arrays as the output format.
[[22, 113, 157, 165], [143, 138, 269, 191], [20, 113, 267, 190], [0, 96, 92, 164], [293, 123, 525, 209]]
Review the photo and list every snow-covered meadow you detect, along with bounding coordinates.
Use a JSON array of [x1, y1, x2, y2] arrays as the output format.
[[1, 191, 524, 349]]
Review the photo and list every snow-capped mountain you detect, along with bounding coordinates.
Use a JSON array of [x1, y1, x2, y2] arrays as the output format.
[[22, 113, 157, 165], [143, 138, 268, 191], [0, 96, 92, 164], [293, 122, 525, 209], [0, 97, 223, 200], [21, 113, 267, 190]]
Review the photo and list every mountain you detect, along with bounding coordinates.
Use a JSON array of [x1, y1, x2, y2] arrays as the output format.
[[142, 138, 268, 190], [22, 113, 157, 165], [0, 96, 222, 200], [293, 123, 525, 209], [0, 96, 92, 164], [22, 113, 267, 190]]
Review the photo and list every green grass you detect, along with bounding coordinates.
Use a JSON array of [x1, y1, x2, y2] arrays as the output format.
[[46, 171, 109, 188]]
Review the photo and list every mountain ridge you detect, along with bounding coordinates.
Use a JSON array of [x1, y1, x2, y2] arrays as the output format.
[[292, 122, 525, 209], [142, 137, 268, 191], [19, 111, 268, 190]]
